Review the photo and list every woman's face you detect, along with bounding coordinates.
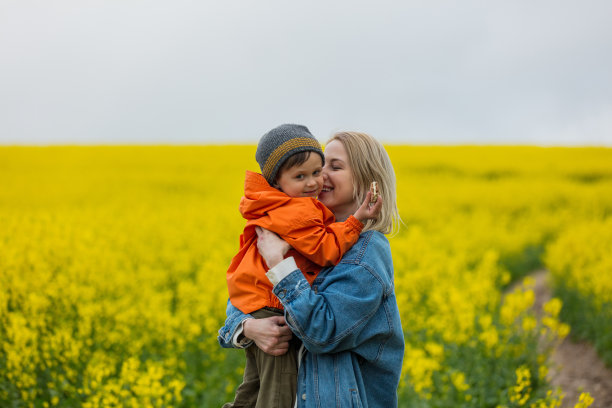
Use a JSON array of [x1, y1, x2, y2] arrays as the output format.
[[318, 140, 359, 221]]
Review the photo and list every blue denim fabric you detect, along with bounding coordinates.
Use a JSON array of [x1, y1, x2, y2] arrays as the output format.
[[218, 230, 404, 408], [218, 298, 254, 349]]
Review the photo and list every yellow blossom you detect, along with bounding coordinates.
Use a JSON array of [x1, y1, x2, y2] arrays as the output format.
[[1, 145, 611, 407]]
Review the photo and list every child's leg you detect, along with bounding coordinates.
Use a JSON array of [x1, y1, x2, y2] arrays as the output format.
[[251, 308, 299, 408], [222, 346, 259, 408]]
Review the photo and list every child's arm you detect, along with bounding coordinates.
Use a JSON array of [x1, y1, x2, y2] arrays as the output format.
[[278, 192, 383, 266]]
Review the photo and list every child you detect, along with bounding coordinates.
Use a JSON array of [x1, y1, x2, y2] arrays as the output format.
[[223, 124, 380, 408]]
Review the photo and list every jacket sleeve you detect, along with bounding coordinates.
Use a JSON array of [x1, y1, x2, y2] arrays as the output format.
[[280, 215, 364, 267], [250, 199, 364, 267], [217, 299, 254, 349], [271, 262, 385, 354]]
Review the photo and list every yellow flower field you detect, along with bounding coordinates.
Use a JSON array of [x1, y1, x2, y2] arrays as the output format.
[[1, 145, 610, 407], [545, 217, 612, 368]]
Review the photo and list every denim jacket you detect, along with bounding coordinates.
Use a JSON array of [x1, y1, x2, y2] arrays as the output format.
[[218, 230, 405, 408]]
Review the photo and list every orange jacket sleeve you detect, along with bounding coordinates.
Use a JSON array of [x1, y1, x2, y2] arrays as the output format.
[[281, 215, 364, 266], [250, 199, 364, 267]]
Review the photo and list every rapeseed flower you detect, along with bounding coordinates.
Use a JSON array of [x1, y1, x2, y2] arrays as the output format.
[[2, 145, 610, 407]]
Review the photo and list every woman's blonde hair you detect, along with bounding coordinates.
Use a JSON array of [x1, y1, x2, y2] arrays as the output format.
[[327, 131, 400, 235]]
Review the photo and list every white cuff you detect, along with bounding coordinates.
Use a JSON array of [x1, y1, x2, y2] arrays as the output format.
[[232, 318, 254, 347], [265, 257, 298, 286]]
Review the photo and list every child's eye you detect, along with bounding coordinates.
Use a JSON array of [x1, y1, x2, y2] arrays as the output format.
[[313, 170, 321, 176], [295, 174, 304, 180]]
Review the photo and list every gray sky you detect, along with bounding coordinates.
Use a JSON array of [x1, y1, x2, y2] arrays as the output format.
[[1, 0, 611, 145]]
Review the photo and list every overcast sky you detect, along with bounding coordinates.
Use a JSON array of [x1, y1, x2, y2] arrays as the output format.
[[1, 1, 611, 145]]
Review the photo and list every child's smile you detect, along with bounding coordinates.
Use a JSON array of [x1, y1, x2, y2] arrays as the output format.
[[275, 154, 324, 198]]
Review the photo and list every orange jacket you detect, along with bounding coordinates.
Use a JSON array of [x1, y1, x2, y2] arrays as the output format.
[[227, 171, 364, 313]]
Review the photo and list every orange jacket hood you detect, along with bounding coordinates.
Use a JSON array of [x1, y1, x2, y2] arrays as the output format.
[[239, 171, 293, 219]]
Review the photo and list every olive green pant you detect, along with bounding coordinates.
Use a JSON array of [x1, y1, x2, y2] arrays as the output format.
[[222, 308, 299, 408]]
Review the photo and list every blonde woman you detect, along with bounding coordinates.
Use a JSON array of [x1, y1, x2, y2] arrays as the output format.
[[219, 131, 404, 408]]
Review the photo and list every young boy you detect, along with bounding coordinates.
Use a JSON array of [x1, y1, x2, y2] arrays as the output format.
[[223, 124, 379, 408]]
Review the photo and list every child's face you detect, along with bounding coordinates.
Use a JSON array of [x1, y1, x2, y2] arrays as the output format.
[[276, 154, 323, 198]]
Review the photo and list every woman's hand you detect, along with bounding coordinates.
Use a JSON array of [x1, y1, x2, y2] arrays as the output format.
[[255, 226, 291, 268], [354, 191, 383, 224], [243, 316, 293, 356]]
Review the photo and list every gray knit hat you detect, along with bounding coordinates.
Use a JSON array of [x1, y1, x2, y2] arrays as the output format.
[[256, 124, 324, 185]]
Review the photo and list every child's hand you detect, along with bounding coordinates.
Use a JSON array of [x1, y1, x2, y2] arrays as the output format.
[[255, 226, 291, 268], [354, 191, 383, 224]]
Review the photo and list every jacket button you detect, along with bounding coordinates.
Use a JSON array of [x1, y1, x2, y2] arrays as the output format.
[[302, 393, 307, 401], [279, 289, 287, 298]]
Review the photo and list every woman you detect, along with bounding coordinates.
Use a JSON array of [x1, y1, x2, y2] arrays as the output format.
[[219, 131, 404, 408]]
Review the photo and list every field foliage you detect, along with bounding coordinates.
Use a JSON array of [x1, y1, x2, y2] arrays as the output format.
[[1, 145, 610, 407]]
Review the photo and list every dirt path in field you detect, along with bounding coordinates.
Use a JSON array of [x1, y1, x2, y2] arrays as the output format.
[[530, 269, 612, 408]]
